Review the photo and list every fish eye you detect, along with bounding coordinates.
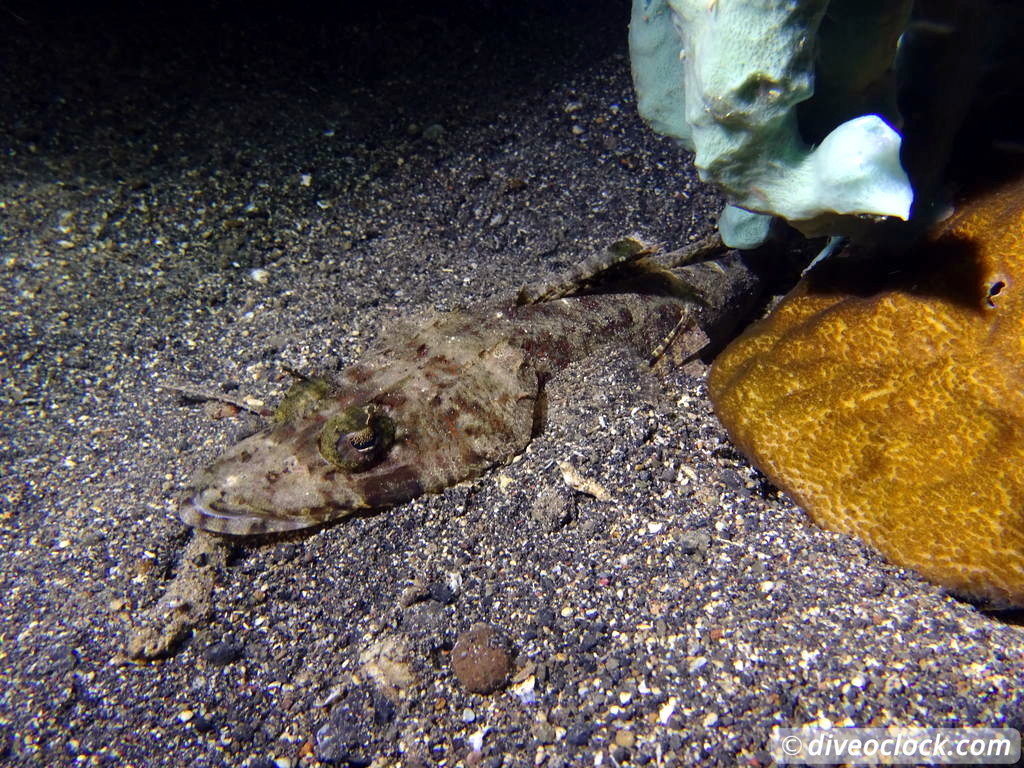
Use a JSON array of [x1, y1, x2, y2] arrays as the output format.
[[274, 377, 331, 424], [318, 404, 396, 471], [346, 422, 379, 452]]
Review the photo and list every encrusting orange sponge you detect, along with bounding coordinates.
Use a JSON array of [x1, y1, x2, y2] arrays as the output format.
[[709, 181, 1024, 607]]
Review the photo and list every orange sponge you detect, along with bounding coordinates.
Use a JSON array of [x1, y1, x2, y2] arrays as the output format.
[[709, 181, 1024, 606]]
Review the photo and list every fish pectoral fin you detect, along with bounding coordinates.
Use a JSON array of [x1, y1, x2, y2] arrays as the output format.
[[649, 314, 711, 368]]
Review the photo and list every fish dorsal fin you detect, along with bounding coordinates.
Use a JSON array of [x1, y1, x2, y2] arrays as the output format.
[[517, 233, 729, 306], [516, 237, 659, 305]]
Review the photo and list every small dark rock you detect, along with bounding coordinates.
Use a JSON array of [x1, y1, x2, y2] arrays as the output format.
[[42, 645, 78, 676], [565, 723, 593, 747], [229, 722, 255, 744], [422, 123, 445, 142], [428, 582, 456, 605], [315, 687, 379, 766], [193, 713, 215, 733], [402, 600, 448, 636], [535, 607, 556, 628], [529, 487, 575, 532], [203, 641, 244, 666], [720, 468, 745, 489], [275, 543, 301, 562], [677, 530, 710, 556], [451, 623, 513, 694], [372, 691, 396, 725]]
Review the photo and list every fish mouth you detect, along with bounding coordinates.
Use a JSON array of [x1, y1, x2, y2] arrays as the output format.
[[178, 489, 324, 536], [178, 460, 427, 536]]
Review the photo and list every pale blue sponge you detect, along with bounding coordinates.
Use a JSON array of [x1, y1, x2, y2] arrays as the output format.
[[629, 0, 915, 246]]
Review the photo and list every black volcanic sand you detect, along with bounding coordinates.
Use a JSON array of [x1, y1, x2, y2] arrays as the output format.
[[1, 2, 1022, 766]]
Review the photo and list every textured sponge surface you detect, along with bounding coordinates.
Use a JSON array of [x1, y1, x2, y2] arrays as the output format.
[[709, 182, 1024, 606]]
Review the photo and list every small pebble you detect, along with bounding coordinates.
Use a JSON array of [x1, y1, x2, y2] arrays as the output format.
[[422, 123, 445, 142], [193, 713, 215, 733], [428, 582, 456, 605], [203, 641, 243, 666], [398, 581, 430, 607], [533, 722, 555, 745], [535, 607, 556, 628], [614, 729, 635, 748], [677, 531, 709, 556], [451, 623, 513, 694], [230, 723, 256, 744], [565, 723, 593, 747]]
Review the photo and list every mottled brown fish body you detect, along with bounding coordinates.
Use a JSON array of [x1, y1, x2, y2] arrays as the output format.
[[181, 250, 759, 535]]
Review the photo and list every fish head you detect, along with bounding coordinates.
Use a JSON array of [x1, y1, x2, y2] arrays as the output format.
[[179, 379, 423, 535]]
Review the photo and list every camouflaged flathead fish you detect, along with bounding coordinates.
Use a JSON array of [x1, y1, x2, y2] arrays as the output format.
[[180, 237, 760, 534]]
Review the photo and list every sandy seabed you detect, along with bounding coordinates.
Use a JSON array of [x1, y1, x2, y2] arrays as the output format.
[[1, 2, 1021, 766]]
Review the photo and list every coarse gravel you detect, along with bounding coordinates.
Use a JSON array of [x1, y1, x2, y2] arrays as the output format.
[[2, 2, 1023, 767]]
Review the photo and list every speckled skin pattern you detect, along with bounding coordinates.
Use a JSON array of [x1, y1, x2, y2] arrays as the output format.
[[710, 182, 1024, 607], [181, 251, 759, 535]]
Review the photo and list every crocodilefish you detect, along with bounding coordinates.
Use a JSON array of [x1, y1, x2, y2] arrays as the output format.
[[180, 236, 761, 534]]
